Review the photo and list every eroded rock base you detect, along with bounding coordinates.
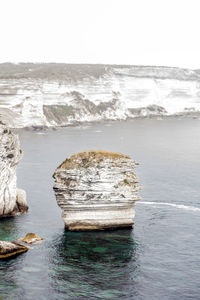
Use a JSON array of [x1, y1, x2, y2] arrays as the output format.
[[63, 208, 135, 231], [2, 189, 28, 217]]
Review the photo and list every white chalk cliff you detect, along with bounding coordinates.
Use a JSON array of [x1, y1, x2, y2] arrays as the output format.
[[53, 150, 140, 230], [0, 124, 28, 217], [0, 63, 200, 128]]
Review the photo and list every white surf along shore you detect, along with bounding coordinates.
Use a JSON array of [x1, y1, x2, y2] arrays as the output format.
[[0, 63, 200, 128]]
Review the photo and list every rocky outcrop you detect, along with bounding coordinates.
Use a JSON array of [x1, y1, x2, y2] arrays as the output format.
[[0, 241, 29, 258], [53, 150, 140, 230], [17, 233, 44, 244], [0, 124, 28, 217], [0, 233, 43, 258]]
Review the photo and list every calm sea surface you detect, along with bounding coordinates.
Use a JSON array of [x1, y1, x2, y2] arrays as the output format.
[[0, 118, 200, 300]]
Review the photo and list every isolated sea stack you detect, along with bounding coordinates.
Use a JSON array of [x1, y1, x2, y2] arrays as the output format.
[[53, 150, 140, 230], [0, 124, 28, 217]]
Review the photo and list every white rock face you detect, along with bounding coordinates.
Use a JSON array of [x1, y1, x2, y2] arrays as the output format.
[[1, 64, 200, 128], [0, 124, 28, 217], [53, 151, 140, 230]]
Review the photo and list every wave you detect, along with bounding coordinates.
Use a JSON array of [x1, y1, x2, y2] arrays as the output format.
[[138, 201, 200, 212]]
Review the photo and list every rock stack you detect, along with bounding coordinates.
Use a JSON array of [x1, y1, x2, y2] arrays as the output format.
[[0, 124, 28, 217], [53, 150, 140, 230]]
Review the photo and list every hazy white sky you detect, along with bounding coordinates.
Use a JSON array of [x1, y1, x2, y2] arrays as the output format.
[[0, 0, 200, 68]]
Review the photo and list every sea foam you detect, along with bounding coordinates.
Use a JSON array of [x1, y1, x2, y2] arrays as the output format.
[[138, 201, 200, 212]]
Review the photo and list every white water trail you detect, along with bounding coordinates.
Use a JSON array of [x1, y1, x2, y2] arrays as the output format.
[[138, 201, 200, 212]]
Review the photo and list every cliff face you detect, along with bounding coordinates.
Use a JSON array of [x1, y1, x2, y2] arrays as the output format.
[[53, 150, 140, 230], [0, 64, 200, 128], [0, 124, 28, 217]]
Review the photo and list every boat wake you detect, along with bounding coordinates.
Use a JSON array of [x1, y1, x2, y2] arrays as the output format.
[[138, 201, 200, 212]]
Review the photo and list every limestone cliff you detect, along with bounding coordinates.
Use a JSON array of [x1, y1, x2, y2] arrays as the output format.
[[53, 150, 140, 230], [0, 124, 28, 217], [0, 64, 200, 128]]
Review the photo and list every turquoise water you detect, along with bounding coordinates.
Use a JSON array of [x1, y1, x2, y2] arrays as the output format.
[[0, 118, 200, 299]]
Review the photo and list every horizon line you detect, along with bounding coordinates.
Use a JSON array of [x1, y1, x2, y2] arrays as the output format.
[[0, 62, 198, 71]]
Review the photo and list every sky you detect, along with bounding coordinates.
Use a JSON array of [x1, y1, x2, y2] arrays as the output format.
[[0, 0, 200, 69]]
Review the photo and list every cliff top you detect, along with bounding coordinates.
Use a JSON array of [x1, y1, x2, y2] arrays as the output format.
[[58, 150, 130, 170], [0, 63, 199, 81]]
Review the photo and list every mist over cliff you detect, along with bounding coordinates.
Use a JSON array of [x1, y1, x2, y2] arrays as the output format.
[[0, 63, 200, 128]]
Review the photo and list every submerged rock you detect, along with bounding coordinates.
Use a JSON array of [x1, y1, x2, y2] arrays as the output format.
[[53, 150, 140, 230], [18, 233, 44, 244], [0, 241, 29, 259], [0, 124, 28, 217]]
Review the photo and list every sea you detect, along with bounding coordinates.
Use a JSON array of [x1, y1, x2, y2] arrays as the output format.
[[0, 118, 200, 299]]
